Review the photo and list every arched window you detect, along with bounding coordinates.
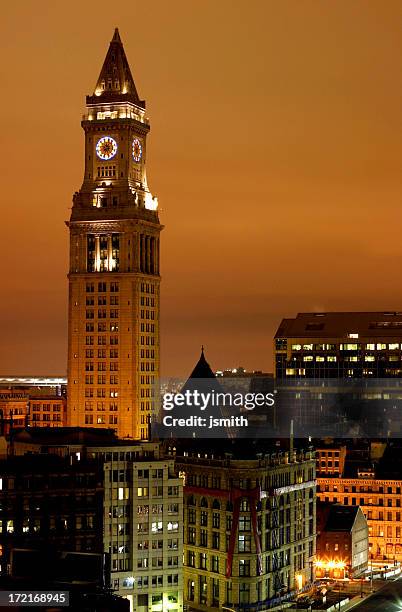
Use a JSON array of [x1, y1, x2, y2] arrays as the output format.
[[212, 499, 220, 510], [200, 497, 208, 508]]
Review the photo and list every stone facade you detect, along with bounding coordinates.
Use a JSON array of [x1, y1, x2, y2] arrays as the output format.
[[67, 29, 161, 439], [175, 448, 316, 611], [102, 445, 183, 612]]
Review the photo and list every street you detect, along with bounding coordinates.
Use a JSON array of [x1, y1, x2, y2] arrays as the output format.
[[353, 577, 402, 611]]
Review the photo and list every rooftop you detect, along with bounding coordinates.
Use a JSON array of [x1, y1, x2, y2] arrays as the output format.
[[318, 502, 360, 532], [275, 311, 402, 339]]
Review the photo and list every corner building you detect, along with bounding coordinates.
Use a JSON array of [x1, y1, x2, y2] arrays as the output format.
[[174, 444, 316, 611], [67, 29, 162, 439]]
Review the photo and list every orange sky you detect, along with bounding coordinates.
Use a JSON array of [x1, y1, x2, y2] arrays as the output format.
[[1, 1, 401, 377]]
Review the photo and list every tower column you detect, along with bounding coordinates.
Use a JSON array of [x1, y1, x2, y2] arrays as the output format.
[[146, 236, 151, 274], [108, 235, 113, 271], [150, 237, 155, 275], [140, 234, 145, 273], [135, 233, 139, 272], [95, 236, 100, 273]]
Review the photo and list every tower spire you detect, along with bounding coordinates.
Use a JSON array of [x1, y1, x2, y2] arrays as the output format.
[[88, 27, 144, 108], [112, 27, 121, 43]]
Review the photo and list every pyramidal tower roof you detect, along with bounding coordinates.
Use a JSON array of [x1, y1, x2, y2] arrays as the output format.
[[188, 346, 216, 379], [87, 28, 145, 108]]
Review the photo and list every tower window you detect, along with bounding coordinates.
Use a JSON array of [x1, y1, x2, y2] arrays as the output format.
[[87, 235, 96, 273], [111, 234, 120, 271], [99, 236, 108, 271], [97, 166, 116, 178]]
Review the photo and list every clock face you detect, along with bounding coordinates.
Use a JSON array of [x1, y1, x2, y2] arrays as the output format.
[[96, 136, 118, 160], [132, 138, 142, 162]]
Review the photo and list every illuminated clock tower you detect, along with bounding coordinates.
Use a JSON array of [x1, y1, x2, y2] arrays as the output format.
[[67, 28, 161, 439]]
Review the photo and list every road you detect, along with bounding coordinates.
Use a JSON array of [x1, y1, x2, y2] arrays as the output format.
[[353, 577, 402, 611]]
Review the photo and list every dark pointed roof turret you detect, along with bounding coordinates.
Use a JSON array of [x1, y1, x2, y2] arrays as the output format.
[[188, 346, 216, 379]]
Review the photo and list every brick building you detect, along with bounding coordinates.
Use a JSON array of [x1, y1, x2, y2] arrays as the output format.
[[29, 396, 66, 427], [316, 502, 368, 578], [316, 443, 402, 561]]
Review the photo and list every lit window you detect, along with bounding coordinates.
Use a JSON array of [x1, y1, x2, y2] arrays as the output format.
[[365, 356, 375, 362], [377, 344, 387, 350], [291, 344, 302, 351], [303, 356, 313, 362], [168, 521, 179, 531], [389, 343, 400, 350], [327, 356, 337, 362], [366, 343, 375, 350], [347, 333, 359, 338], [303, 344, 313, 350]]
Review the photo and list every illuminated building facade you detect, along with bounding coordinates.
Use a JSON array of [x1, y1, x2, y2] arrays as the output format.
[[316, 502, 368, 578], [29, 396, 66, 427], [0, 377, 67, 433], [275, 311, 402, 379], [0, 429, 183, 612], [103, 446, 183, 612], [317, 445, 402, 563], [0, 390, 28, 433], [274, 312, 402, 436], [316, 446, 347, 478], [67, 29, 161, 439], [174, 443, 316, 611]]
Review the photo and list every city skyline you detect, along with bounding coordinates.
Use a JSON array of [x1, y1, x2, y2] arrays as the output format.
[[1, 1, 402, 377]]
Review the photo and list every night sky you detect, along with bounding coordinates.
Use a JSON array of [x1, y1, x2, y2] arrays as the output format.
[[1, 1, 401, 377]]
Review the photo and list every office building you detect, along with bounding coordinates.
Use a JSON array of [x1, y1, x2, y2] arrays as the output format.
[[173, 441, 316, 611], [0, 428, 183, 612], [274, 311, 402, 379], [273, 312, 402, 437]]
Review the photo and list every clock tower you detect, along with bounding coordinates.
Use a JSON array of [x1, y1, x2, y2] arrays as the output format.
[[67, 28, 161, 439]]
